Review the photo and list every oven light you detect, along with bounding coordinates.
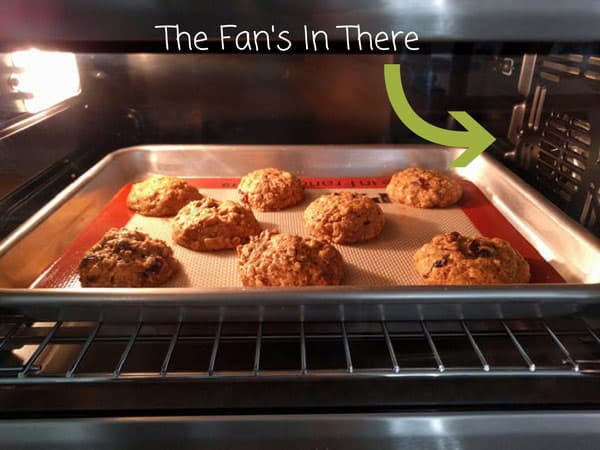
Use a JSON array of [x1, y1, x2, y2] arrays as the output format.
[[9, 49, 80, 114]]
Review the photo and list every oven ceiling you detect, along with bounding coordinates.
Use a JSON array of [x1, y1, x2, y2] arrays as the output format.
[[0, 0, 600, 47]]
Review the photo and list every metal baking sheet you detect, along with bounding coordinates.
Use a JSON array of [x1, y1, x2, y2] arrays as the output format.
[[0, 145, 598, 321], [31, 179, 562, 289]]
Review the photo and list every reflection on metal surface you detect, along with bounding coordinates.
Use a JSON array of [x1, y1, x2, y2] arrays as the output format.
[[540, 71, 560, 83], [528, 85, 541, 129], [518, 54, 536, 97], [9, 49, 80, 113], [584, 70, 600, 81], [0, 98, 75, 141], [533, 86, 546, 131], [507, 102, 526, 145], [3, 412, 600, 449]]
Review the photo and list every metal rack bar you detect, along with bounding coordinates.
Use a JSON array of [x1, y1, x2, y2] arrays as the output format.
[[502, 320, 536, 372], [9, 329, 592, 344], [300, 321, 307, 374], [584, 324, 600, 346], [341, 322, 353, 374], [543, 322, 580, 372], [160, 321, 182, 376], [253, 322, 263, 375], [208, 320, 223, 376], [381, 321, 400, 373], [421, 321, 444, 372], [0, 365, 40, 373], [0, 321, 22, 352], [113, 321, 142, 377], [462, 321, 490, 372], [66, 319, 102, 378], [19, 321, 62, 378]]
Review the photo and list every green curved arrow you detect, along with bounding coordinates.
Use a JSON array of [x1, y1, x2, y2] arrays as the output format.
[[384, 64, 495, 167]]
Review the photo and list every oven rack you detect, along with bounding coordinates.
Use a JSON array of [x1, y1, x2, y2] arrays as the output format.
[[1, 316, 600, 382]]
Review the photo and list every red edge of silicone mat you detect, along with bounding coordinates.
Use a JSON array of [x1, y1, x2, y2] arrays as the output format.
[[32, 176, 564, 288]]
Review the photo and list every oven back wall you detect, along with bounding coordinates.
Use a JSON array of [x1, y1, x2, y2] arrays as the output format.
[[105, 53, 393, 144]]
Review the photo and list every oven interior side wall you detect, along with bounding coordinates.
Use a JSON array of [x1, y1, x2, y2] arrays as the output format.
[[395, 45, 600, 237]]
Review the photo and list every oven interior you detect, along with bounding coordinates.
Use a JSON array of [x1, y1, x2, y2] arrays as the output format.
[[1, 31, 600, 448], [2, 48, 600, 239]]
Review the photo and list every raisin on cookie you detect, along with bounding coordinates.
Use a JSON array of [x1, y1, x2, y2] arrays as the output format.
[[236, 230, 344, 287], [127, 175, 203, 217], [413, 231, 530, 285], [172, 198, 261, 251], [79, 228, 179, 287], [304, 192, 385, 244], [238, 168, 304, 211], [386, 168, 462, 208]]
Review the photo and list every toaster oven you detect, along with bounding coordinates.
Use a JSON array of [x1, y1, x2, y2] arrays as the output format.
[[1, 1, 600, 448]]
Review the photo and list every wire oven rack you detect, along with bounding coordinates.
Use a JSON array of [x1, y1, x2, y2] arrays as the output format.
[[2, 316, 600, 382]]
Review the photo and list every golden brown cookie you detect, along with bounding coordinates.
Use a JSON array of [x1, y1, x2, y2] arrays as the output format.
[[413, 231, 530, 285], [238, 168, 304, 211], [127, 175, 203, 217], [78, 228, 178, 287], [172, 198, 261, 251], [386, 168, 463, 208], [304, 192, 385, 244], [236, 230, 344, 287]]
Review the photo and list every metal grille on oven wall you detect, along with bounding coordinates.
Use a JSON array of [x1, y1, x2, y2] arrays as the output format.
[[518, 53, 600, 237]]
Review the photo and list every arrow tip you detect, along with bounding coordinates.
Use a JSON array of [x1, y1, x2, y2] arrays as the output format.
[[448, 111, 496, 167]]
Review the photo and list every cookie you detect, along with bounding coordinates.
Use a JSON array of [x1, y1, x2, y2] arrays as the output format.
[[238, 168, 304, 211], [236, 230, 344, 287], [386, 168, 463, 208], [78, 228, 178, 287], [127, 175, 203, 217], [172, 198, 261, 251], [304, 192, 385, 244], [413, 231, 530, 285]]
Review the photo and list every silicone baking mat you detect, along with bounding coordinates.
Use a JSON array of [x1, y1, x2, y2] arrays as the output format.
[[32, 177, 564, 288]]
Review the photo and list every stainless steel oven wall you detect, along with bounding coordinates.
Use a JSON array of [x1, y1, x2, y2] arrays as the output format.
[[117, 53, 393, 144]]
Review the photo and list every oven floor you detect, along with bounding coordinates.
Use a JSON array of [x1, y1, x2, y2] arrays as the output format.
[[1, 412, 600, 450]]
